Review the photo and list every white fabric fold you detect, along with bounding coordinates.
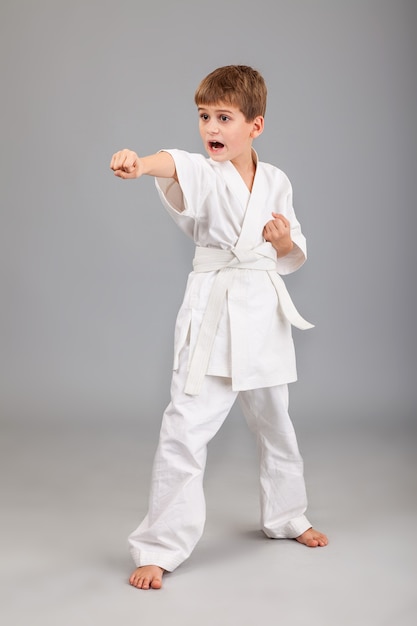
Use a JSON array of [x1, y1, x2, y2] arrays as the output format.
[[184, 245, 313, 396]]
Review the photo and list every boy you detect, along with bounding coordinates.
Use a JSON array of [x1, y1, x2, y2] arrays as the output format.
[[110, 65, 328, 590]]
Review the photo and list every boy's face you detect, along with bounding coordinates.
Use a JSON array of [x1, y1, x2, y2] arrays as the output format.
[[197, 102, 263, 163]]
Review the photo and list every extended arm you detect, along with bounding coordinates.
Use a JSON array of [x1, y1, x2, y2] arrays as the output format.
[[110, 149, 177, 180]]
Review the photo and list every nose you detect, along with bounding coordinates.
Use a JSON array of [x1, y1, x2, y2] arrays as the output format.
[[207, 119, 219, 134]]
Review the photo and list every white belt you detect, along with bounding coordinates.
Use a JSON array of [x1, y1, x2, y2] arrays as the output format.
[[184, 244, 313, 396]]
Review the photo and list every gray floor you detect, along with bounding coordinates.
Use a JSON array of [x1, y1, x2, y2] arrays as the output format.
[[2, 410, 416, 626]]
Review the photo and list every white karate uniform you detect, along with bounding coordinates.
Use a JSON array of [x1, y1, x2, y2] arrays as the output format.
[[128, 149, 312, 571]]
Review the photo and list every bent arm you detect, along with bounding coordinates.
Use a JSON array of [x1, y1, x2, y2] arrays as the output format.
[[110, 149, 177, 180]]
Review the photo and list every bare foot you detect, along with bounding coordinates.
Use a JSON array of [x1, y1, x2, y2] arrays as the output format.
[[295, 527, 328, 548], [129, 565, 165, 590]]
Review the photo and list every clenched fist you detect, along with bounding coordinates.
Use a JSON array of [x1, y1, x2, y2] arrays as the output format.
[[263, 212, 294, 257], [110, 149, 144, 179]]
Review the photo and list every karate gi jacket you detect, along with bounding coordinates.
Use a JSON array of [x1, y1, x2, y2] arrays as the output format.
[[155, 149, 312, 395]]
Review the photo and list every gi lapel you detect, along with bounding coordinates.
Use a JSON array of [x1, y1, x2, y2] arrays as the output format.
[[233, 150, 269, 253]]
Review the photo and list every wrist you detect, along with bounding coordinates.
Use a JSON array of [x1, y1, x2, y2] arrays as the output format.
[[276, 240, 293, 258]]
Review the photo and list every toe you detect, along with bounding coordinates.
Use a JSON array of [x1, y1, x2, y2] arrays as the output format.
[[129, 566, 164, 590], [295, 527, 329, 548], [311, 533, 328, 547]]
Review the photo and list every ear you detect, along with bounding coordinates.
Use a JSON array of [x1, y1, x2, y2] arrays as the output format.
[[250, 115, 264, 139]]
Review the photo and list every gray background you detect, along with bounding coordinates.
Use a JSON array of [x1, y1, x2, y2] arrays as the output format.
[[1, 1, 416, 625]]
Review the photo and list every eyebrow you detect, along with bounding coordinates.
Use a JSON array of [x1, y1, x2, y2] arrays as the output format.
[[197, 107, 235, 115]]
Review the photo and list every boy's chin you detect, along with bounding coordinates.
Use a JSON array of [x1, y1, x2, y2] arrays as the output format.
[[207, 150, 228, 161]]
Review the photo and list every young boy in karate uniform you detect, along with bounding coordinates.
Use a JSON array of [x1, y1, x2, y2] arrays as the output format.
[[110, 65, 328, 590]]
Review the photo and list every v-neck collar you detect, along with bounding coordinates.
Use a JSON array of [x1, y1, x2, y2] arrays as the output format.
[[209, 149, 259, 210]]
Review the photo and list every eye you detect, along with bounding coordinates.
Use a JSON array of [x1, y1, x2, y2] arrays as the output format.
[[200, 113, 209, 121], [220, 115, 229, 122]]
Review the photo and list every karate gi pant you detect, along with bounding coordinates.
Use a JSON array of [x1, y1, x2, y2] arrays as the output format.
[[129, 347, 311, 572]]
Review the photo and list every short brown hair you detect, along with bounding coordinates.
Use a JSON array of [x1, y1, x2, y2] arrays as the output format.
[[194, 65, 267, 121]]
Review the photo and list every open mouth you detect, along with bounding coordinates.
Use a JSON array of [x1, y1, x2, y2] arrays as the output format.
[[209, 141, 224, 150]]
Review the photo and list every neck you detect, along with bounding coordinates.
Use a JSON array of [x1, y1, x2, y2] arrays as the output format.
[[231, 149, 256, 191]]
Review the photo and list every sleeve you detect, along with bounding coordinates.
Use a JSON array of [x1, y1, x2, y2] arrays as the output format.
[[275, 178, 307, 275], [155, 149, 212, 217], [155, 149, 212, 240]]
